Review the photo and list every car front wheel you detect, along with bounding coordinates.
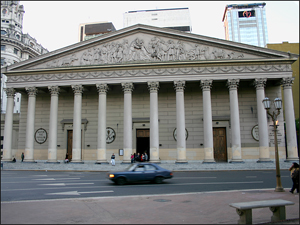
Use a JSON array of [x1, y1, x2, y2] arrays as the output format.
[[116, 177, 126, 185], [154, 176, 163, 184]]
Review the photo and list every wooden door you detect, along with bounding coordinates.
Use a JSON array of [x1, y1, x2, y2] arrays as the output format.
[[67, 130, 73, 160], [213, 127, 227, 162]]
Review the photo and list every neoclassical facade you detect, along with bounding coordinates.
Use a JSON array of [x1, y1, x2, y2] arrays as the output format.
[[1, 24, 299, 163]]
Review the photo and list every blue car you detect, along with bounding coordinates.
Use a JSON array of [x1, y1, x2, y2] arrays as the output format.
[[107, 163, 173, 185]]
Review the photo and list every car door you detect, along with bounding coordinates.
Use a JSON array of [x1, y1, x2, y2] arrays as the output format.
[[144, 164, 158, 181], [127, 164, 146, 182]]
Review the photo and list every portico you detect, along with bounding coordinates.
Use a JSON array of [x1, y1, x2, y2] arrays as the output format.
[[1, 24, 298, 163]]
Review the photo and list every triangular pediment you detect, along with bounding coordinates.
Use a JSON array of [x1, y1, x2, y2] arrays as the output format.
[[5, 24, 297, 72]]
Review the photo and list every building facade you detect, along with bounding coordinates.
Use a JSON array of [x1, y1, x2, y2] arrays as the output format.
[[222, 2, 268, 47], [1, 25, 299, 164], [78, 21, 116, 42], [124, 8, 192, 33], [1, 1, 49, 114]]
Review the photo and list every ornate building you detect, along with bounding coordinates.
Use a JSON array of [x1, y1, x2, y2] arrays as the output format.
[[1, 24, 299, 164], [1, 1, 48, 113]]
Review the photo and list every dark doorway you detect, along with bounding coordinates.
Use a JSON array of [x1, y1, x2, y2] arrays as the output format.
[[136, 129, 150, 161], [67, 130, 73, 160], [213, 127, 227, 162]]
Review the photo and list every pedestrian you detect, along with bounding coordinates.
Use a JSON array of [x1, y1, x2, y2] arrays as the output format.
[[141, 154, 144, 162], [111, 153, 115, 166], [21, 152, 24, 162], [12, 156, 16, 162], [289, 162, 299, 194], [131, 154, 134, 163], [144, 152, 148, 161], [136, 153, 140, 162], [133, 153, 136, 163]]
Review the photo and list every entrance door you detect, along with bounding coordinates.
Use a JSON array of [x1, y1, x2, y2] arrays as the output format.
[[136, 129, 150, 160], [213, 127, 227, 162], [67, 130, 73, 160]]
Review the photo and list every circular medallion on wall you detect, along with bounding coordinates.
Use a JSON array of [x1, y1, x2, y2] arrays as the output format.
[[35, 128, 47, 144], [106, 127, 116, 144], [173, 128, 188, 141]]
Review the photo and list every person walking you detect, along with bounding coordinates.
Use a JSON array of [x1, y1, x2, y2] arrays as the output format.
[[289, 162, 299, 194], [131, 154, 134, 163], [141, 154, 144, 162], [144, 152, 148, 161], [21, 152, 24, 162], [111, 153, 115, 166]]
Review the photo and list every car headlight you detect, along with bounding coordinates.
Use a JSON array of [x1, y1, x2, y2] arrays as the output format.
[[109, 174, 115, 178]]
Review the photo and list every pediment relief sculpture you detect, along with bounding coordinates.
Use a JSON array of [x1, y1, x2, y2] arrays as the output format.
[[38, 35, 255, 69]]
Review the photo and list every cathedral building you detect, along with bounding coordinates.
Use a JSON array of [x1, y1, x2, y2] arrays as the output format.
[[1, 24, 299, 164]]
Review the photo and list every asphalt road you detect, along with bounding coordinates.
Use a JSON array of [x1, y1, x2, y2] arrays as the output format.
[[1, 170, 293, 202]]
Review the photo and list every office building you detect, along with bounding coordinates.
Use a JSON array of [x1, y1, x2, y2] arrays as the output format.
[[124, 7, 192, 32], [222, 2, 268, 47], [78, 21, 116, 42], [1, 1, 48, 114], [1, 24, 298, 164]]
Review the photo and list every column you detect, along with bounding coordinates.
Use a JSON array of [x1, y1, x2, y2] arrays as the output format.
[[200, 80, 215, 163], [148, 81, 160, 163], [96, 83, 109, 164], [121, 82, 134, 164], [46, 86, 60, 163], [24, 87, 38, 163], [227, 79, 244, 163], [174, 80, 187, 164], [2, 88, 15, 162], [71, 85, 83, 163], [281, 78, 299, 161], [254, 78, 272, 162]]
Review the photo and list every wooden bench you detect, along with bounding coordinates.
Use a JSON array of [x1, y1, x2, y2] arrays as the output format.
[[229, 199, 295, 224]]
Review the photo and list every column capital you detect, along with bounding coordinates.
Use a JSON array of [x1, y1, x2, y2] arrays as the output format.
[[96, 83, 109, 93], [25, 87, 38, 96], [227, 79, 240, 90], [48, 86, 60, 95], [147, 81, 160, 92], [4, 88, 16, 97], [71, 84, 83, 94], [174, 80, 185, 91], [200, 79, 213, 90], [121, 82, 134, 93], [253, 78, 267, 89], [281, 77, 294, 89]]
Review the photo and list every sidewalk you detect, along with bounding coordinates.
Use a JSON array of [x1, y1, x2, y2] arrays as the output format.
[[0, 160, 296, 172]]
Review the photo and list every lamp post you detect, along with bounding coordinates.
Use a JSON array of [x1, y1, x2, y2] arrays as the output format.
[[262, 97, 284, 192]]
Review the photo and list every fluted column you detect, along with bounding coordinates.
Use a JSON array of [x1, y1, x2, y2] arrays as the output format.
[[201, 80, 215, 163], [148, 81, 160, 163], [71, 85, 83, 163], [24, 87, 38, 163], [121, 82, 134, 164], [174, 80, 187, 164], [254, 78, 271, 162], [281, 78, 299, 161], [227, 79, 243, 163], [96, 83, 109, 164], [2, 88, 15, 162], [46, 86, 60, 163]]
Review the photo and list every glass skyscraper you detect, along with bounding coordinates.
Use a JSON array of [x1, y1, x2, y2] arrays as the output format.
[[222, 2, 268, 47]]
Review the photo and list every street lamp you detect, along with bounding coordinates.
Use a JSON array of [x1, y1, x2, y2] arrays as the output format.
[[262, 97, 284, 192]]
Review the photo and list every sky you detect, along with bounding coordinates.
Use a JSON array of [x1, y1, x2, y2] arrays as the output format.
[[20, 1, 299, 52]]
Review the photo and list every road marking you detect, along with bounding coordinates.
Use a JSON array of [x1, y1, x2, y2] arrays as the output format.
[[38, 183, 94, 186], [45, 190, 114, 195], [173, 177, 217, 179], [33, 178, 81, 181], [246, 176, 257, 178], [170, 181, 264, 185]]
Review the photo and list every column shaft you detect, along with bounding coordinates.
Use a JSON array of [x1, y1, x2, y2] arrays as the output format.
[[254, 78, 271, 162], [201, 80, 215, 163], [122, 83, 134, 163], [2, 88, 15, 161], [24, 87, 38, 162], [174, 81, 187, 163], [47, 86, 60, 163], [281, 78, 299, 161], [96, 83, 109, 164], [227, 79, 243, 163], [148, 82, 160, 163]]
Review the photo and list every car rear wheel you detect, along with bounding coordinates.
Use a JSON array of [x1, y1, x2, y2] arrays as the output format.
[[116, 177, 126, 185], [154, 176, 163, 184]]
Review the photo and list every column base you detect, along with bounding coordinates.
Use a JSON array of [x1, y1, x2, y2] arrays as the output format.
[[229, 159, 245, 163], [95, 161, 109, 164], [202, 159, 216, 164], [45, 161, 60, 164], [284, 157, 299, 162], [275, 187, 285, 192], [257, 159, 273, 163]]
